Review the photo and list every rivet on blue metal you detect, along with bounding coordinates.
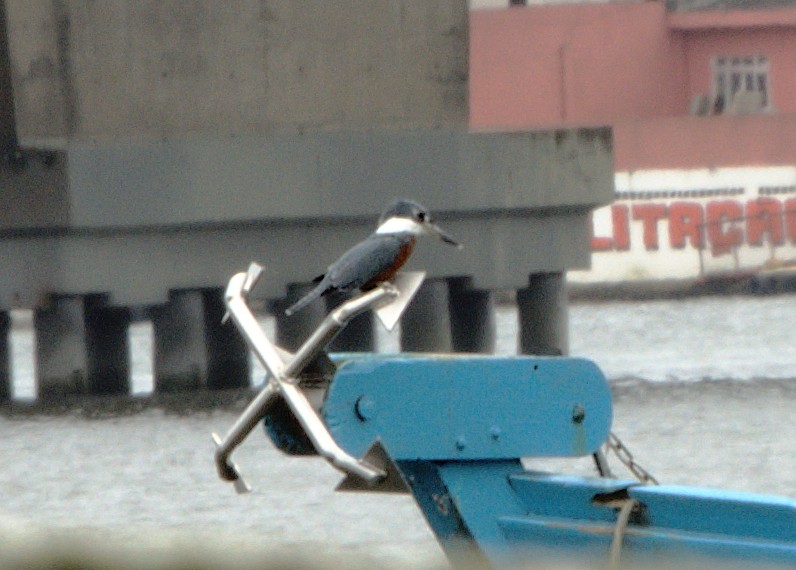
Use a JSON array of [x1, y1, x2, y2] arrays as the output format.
[[354, 395, 376, 421]]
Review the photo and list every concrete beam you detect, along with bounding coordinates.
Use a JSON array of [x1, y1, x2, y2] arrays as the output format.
[[0, 0, 16, 150], [63, 130, 612, 229], [0, 128, 612, 310]]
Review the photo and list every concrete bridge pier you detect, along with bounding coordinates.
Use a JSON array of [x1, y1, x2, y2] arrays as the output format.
[[400, 278, 453, 353], [84, 296, 131, 395], [151, 288, 249, 393], [517, 272, 569, 356], [400, 277, 497, 354], [448, 277, 496, 354], [0, 312, 9, 401], [273, 286, 376, 353], [34, 295, 130, 399]]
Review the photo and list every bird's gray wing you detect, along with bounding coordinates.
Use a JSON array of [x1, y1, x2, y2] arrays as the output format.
[[325, 234, 408, 290], [286, 234, 408, 315]]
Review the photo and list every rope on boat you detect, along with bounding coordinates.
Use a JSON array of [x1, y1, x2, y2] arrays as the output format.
[[609, 498, 638, 570]]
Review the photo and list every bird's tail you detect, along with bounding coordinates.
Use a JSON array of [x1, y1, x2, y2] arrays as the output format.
[[284, 284, 324, 316]]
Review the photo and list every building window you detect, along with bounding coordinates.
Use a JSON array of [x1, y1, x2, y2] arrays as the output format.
[[711, 55, 769, 114]]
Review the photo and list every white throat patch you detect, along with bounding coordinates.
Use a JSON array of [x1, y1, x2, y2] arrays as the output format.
[[375, 216, 424, 235]]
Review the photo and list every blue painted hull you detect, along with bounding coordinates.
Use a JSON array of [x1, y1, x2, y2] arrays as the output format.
[[262, 354, 796, 568]]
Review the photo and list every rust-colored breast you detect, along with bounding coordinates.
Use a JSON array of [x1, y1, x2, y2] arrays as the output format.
[[365, 238, 416, 287]]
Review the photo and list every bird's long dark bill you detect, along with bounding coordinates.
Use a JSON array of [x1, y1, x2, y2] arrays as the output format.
[[428, 223, 462, 248]]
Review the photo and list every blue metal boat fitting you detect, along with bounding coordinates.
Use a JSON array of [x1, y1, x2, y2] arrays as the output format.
[[213, 265, 796, 569]]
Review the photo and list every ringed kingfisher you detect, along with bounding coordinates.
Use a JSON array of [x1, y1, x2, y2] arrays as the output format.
[[285, 198, 461, 316]]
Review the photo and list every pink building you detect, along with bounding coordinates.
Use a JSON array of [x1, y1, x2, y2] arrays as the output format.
[[470, 0, 796, 287]]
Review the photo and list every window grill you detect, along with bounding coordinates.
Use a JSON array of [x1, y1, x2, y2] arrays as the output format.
[[712, 55, 770, 113], [759, 185, 796, 196], [615, 188, 745, 201]]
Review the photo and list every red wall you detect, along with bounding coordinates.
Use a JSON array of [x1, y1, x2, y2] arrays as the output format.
[[470, 2, 687, 130], [615, 114, 796, 171], [470, 2, 796, 170]]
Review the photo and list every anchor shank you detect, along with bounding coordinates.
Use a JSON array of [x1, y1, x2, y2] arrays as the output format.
[[283, 285, 398, 379]]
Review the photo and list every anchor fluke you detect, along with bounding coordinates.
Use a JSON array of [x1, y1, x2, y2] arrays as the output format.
[[222, 262, 265, 324], [335, 440, 410, 494], [374, 271, 426, 331], [212, 432, 251, 494]]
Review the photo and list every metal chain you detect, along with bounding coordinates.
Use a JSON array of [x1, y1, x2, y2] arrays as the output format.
[[604, 432, 660, 485]]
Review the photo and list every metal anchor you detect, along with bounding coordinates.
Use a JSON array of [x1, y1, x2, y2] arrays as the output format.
[[212, 262, 424, 494]]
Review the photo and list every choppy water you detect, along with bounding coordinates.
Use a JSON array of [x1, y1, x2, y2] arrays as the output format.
[[1, 294, 795, 568]]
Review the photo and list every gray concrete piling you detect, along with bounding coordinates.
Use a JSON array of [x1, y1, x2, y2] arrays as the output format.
[[400, 278, 453, 353], [2, 275, 578, 401], [33, 295, 130, 400], [34, 296, 92, 399], [272, 283, 328, 352], [0, 311, 9, 401], [448, 277, 496, 354], [84, 296, 131, 395], [152, 288, 249, 393], [152, 291, 206, 393], [399, 277, 498, 354], [326, 292, 376, 352], [517, 272, 569, 356], [200, 289, 250, 391]]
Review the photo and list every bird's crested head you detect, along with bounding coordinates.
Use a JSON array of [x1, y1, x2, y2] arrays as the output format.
[[376, 198, 461, 248]]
